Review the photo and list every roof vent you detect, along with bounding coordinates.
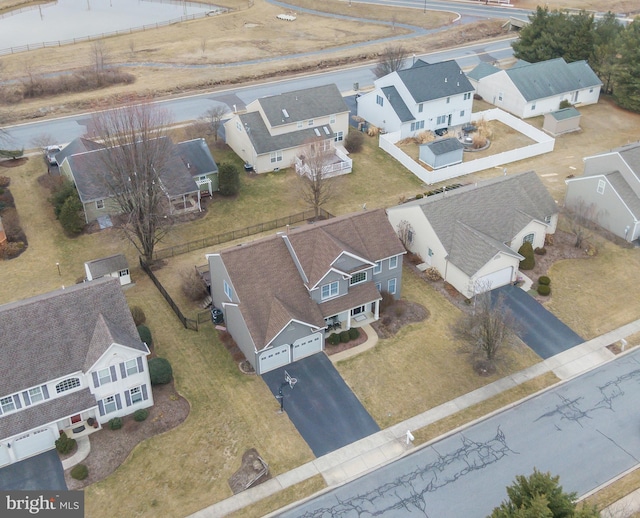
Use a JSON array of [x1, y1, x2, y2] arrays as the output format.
[[444, 77, 448, 83], [457, 81, 459, 87]]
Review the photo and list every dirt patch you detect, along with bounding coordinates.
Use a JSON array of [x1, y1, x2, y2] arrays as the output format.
[[371, 299, 429, 339], [0, 158, 28, 168], [228, 448, 270, 494], [63, 382, 190, 489]]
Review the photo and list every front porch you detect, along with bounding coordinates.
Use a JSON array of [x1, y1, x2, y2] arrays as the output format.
[[61, 418, 101, 440]]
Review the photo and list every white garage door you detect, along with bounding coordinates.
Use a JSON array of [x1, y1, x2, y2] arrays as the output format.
[[258, 343, 291, 374], [292, 333, 323, 361], [0, 444, 11, 467], [13, 428, 56, 461], [476, 267, 513, 293]]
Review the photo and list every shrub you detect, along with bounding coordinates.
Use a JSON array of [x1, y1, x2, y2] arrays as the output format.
[[59, 194, 84, 235], [538, 276, 551, 286], [379, 290, 394, 313], [108, 417, 122, 430], [0, 176, 10, 187], [537, 284, 551, 296], [70, 464, 88, 480], [518, 241, 535, 270], [133, 409, 149, 422], [424, 267, 442, 282], [559, 99, 572, 109], [55, 431, 76, 454], [181, 267, 208, 301], [339, 330, 351, 343], [348, 327, 360, 340], [327, 333, 340, 346], [344, 130, 364, 153], [534, 247, 547, 255], [218, 162, 240, 196], [0, 241, 26, 259], [415, 193, 423, 199], [137, 325, 152, 346], [49, 179, 77, 218], [130, 306, 146, 326], [149, 357, 173, 385]]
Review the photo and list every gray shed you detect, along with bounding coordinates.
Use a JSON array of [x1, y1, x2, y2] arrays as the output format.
[[543, 107, 581, 136], [85, 254, 131, 286], [419, 138, 464, 169]]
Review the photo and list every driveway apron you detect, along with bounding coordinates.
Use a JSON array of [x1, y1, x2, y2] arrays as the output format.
[[0, 449, 67, 490], [492, 284, 583, 359], [262, 353, 380, 457]]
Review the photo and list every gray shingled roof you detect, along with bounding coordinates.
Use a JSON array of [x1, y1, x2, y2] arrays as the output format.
[[239, 111, 334, 155], [85, 254, 129, 278], [467, 62, 500, 81], [396, 59, 474, 103], [617, 142, 640, 175], [506, 58, 602, 102], [549, 107, 581, 121], [0, 277, 147, 396], [54, 137, 105, 166], [606, 171, 640, 219], [259, 84, 349, 128], [381, 86, 413, 122], [174, 138, 218, 177], [424, 138, 464, 156], [398, 171, 557, 276]]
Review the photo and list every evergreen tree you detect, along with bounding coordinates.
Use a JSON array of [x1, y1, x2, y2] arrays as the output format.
[[59, 194, 85, 235], [613, 19, 640, 112], [518, 241, 535, 270], [218, 162, 240, 197], [564, 12, 594, 63], [591, 12, 624, 93]]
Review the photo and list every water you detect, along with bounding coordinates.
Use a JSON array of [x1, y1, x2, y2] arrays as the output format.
[[0, 0, 216, 51]]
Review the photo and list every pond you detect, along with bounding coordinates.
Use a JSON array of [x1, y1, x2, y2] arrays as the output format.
[[0, 0, 219, 53]]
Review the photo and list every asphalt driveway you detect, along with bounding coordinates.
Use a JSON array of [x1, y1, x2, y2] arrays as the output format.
[[0, 449, 67, 490], [262, 353, 380, 457], [492, 284, 583, 359]]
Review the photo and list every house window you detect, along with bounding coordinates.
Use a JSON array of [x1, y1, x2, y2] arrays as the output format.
[[330, 114, 336, 124], [119, 269, 129, 277], [523, 233, 535, 245], [464, 92, 471, 100], [375, 282, 382, 292], [436, 115, 447, 125], [428, 248, 433, 257], [498, 92, 503, 101], [321, 281, 339, 300], [418, 103, 423, 113], [125, 359, 139, 376], [544, 215, 552, 224], [224, 279, 233, 301], [0, 396, 15, 414], [102, 396, 117, 414], [389, 256, 399, 269], [98, 367, 113, 386], [407, 230, 414, 244], [270, 151, 283, 163], [531, 102, 536, 111], [446, 97, 450, 104], [334, 131, 344, 142], [130, 386, 143, 404], [96, 199, 104, 210], [460, 110, 465, 118], [597, 179, 606, 194], [236, 121, 242, 132], [410, 121, 425, 132], [589, 88, 594, 93], [351, 305, 365, 316], [28, 387, 44, 404], [350, 271, 367, 285], [56, 378, 80, 394], [308, 119, 314, 126], [373, 261, 382, 274], [376, 95, 384, 106], [297, 121, 303, 129], [388, 278, 397, 295]]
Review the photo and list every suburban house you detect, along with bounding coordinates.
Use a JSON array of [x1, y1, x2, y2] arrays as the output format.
[[58, 136, 218, 224], [223, 84, 352, 175], [386, 171, 558, 298], [356, 59, 474, 138], [565, 142, 640, 243], [85, 253, 131, 286], [206, 209, 405, 374], [0, 278, 153, 467], [467, 58, 601, 119]]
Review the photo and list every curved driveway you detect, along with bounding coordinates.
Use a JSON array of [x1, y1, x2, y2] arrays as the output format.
[[279, 348, 640, 517]]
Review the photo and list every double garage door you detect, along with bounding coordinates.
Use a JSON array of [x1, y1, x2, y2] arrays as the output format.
[[11, 428, 56, 462], [258, 333, 323, 374]]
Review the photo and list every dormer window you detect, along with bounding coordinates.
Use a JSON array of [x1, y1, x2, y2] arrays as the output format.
[[350, 272, 367, 285], [321, 281, 339, 300]]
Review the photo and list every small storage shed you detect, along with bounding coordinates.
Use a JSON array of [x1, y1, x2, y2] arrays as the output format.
[[85, 254, 131, 286], [543, 107, 581, 136], [419, 138, 464, 169]]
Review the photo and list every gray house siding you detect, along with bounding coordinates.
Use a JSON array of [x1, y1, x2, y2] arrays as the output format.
[[371, 254, 403, 299], [309, 270, 350, 305], [225, 305, 256, 365], [268, 321, 319, 349]]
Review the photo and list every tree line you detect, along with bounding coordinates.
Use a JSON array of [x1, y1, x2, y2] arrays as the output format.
[[512, 8, 640, 112]]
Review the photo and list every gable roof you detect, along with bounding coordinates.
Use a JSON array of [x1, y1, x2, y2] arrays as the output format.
[[258, 84, 349, 128], [423, 137, 464, 156], [395, 59, 474, 103], [174, 138, 218, 177], [617, 142, 640, 176], [85, 253, 129, 278], [605, 171, 640, 219], [505, 58, 601, 102], [466, 62, 500, 81], [548, 107, 581, 121], [54, 137, 105, 165], [381, 85, 413, 122], [0, 277, 147, 396], [395, 171, 557, 276], [216, 209, 405, 349]]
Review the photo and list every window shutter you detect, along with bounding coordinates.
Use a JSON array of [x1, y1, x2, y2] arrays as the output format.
[[109, 365, 117, 382], [137, 356, 144, 373], [124, 390, 131, 407], [98, 400, 105, 416], [92, 371, 100, 388], [13, 395, 22, 409], [22, 391, 31, 406], [42, 385, 49, 399], [120, 362, 127, 379], [141, 385, 148, 401], [115, 393, 122, 410]]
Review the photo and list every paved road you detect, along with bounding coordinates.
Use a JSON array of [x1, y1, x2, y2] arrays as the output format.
[[279, 347, 640, 517], [494, 284, 584, 359]]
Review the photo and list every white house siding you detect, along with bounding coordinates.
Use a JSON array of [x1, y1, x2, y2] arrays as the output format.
[[401, 95, 473, 138], [356, 90, 402, 133], [470, 253, 520, 294], [510, 220, 550, 251], [224, 116, 258, 169]]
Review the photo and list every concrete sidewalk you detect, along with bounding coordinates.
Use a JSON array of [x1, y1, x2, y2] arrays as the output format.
[[190, 318, 640, 518]]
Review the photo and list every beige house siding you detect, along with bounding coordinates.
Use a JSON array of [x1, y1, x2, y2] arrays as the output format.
[[510, 220, 551, 251]]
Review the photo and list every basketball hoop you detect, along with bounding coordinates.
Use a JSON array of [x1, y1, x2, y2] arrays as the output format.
[[284, 370, 297, 390]]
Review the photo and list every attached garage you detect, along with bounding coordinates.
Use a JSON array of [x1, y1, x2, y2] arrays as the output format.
[[292, 333, 323, 361], [12, 428, 56, 461], [258, 343, 291, 374], [0, 444, 11, 467], [475, 267, 514, 292]]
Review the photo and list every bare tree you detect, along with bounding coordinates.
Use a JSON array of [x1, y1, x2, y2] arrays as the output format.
[[90, 41, 109, 87], [396, 219, 415, 248], [563, 198, 598, 248], [297, 138, 335, 220], [91, 102, 174, 262], [373, 45, 407, 78], [452, 285, 519, 367], [200, 37, 207, 56], [199, 105, 227, 142]]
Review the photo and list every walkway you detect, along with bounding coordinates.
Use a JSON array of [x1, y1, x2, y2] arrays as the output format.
[[61, 435, 91, 470], [189, 318, 640, 517]]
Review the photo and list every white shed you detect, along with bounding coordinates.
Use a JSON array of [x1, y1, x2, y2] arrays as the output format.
[[85, 254, 131, 286]]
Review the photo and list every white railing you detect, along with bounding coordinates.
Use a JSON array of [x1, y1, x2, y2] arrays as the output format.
[[295, 151, 353, 178]]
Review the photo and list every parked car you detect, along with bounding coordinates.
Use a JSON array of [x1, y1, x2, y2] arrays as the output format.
[[45, 145, 62, 165]]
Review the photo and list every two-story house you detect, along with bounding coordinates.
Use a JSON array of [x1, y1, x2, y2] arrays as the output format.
[[0, 278, 153, 467], [356, 59, 474, 138], [206, 209, 405, 374], [223, 84, 352, 175]]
